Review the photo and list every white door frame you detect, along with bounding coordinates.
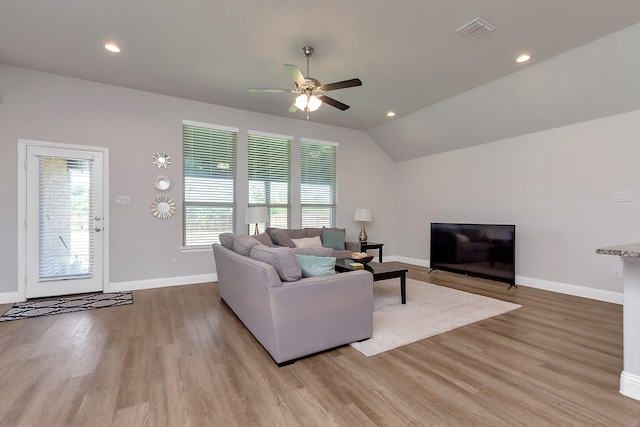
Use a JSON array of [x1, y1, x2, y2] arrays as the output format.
[[17, 139, 110, 301]]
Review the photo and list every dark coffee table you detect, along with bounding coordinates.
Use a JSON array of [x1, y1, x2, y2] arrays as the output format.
[[335, 259, 408, 304]]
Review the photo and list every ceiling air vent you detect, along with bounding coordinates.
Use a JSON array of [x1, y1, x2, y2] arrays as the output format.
[[456, 17, 496, 40]]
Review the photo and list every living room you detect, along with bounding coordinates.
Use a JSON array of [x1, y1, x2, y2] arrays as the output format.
[[2, 2, 640, 425]]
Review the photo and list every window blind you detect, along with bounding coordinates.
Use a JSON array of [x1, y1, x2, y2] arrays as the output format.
[[248, 132, 291, 231], [39, 157, 93, 279], [300, 140, 337, 228], [183, 122, 237, 247]]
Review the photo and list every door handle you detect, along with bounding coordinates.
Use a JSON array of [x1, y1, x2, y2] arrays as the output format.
[[95, 227, 102, 232]]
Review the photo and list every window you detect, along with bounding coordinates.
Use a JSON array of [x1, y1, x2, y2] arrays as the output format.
[[183, 121, 237, 247], [300, 139, 337, 228], [248, 132, 291, 232]]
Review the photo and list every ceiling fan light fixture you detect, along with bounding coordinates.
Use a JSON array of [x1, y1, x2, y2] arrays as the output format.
[[308, 95, 322, 111], [295, 94, 308, 111], [295, 94, 322, 112]]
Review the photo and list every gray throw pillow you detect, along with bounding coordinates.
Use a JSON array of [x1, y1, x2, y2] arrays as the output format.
[[219, 233, 235, 250], [253, 233, 274, 247], [271, 229, 296, 248], [233, 234, 261, 256], [249, 245, 302, 282]]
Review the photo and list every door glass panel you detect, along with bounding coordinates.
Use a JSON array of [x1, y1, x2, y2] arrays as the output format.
[[39, 157, 93, 280]]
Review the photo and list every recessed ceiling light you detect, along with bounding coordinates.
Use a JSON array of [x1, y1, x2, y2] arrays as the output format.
[[104, 43, 121, 53], [516, 54, 530, 63], [387, 111, 396, 117]]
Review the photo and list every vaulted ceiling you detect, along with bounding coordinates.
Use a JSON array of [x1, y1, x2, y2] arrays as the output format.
[[2, 1, 640, 161]]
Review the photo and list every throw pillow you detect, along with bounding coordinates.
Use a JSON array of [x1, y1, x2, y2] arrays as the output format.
[[322, 229, 346, 250], [295, 254, 336, 277], [219, 233, 235, 250], [233, 234, 261, 256], [291, 236, 323, 248], [249, 245, 302, 282], [270, 229, 296, 248], [253, 233, 273, 247]]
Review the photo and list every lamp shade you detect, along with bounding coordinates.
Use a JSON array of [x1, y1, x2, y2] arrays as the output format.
[[354, 208, 372, 222], [246, 206, 269, 224]]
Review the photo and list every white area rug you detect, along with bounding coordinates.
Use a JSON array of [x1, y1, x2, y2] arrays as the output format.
[[350, 278, 521, 356]]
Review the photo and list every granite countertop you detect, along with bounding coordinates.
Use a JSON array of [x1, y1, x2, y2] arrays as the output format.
[[596, 243, 640, 257]]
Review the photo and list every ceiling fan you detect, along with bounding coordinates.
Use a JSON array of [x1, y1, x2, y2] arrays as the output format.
[[249, 46, 362, 119]]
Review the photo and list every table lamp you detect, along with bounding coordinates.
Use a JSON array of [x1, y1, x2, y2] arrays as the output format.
[[354, 208, 372, 242], [246, 206, 269, 235]]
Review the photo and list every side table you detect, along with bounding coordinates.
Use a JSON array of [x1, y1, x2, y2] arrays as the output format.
[[359, 242, 384, 263]]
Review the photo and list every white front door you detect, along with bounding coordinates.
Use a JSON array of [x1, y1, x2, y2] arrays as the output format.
[[23, 142, 106, 298]]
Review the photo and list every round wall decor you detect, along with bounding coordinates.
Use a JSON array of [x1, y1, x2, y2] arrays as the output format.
[[153, 152, 171, 168], [153, 174, 172, 192], [150, 196, 176, 219]]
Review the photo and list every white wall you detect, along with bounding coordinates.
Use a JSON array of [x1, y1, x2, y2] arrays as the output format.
[[0, 64, 397, 297], [396, 109, 640, 298]]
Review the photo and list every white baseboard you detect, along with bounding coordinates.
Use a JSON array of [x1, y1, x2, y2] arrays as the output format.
[[390, 255, 430, 268], [516, 275, 622, 304], [621, 371, 640, 401], [0, 291, 22, 304], [388, 255, 623, 305], [106, 273, 218, 293]]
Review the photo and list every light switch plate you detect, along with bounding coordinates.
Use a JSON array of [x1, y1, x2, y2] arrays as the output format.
[[612, 191, 632, 202], [115, 195, 130, 205]]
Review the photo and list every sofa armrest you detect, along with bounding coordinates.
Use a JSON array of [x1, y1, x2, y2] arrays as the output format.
[[267, 271, 373, 363], [345, 241, 361, 252]]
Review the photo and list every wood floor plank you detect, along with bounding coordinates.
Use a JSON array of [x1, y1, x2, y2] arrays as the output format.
[[1, 262, 640, 426]]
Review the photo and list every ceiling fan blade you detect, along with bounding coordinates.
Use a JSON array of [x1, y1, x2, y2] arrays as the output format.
[[318, 78, 362, 92], [287, 103, 298, 113], [319, 95, 350, 111], [284, 64, 307, 87], [248, 88, 293, 93]]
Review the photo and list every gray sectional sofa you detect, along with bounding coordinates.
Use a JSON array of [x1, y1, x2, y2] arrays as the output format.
[[212, 233, 373, 366]]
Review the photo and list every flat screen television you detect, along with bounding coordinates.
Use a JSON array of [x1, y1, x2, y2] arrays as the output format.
[[430, 223, 516, 287]]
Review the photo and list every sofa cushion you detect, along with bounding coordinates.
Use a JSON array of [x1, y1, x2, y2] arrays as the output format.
[[322, 229, 346, 250], [253, 232, 274, 247], [233, 234, 261, 256], [295, 254, 336, 277], [291, 236, 323, 248], [249, 245, 302, 282], [270, 229, 296, 248], [291, 247, 334, 257]]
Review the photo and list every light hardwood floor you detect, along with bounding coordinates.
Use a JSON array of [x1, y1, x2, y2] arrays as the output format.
[[1, 263, 640, 426]]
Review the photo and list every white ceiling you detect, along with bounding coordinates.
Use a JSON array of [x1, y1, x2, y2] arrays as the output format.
[[2, 0, 640, 160]]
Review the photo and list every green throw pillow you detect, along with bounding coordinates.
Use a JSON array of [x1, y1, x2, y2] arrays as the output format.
[[322, 229, 346, 250], [295, 254, 336, 277]]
